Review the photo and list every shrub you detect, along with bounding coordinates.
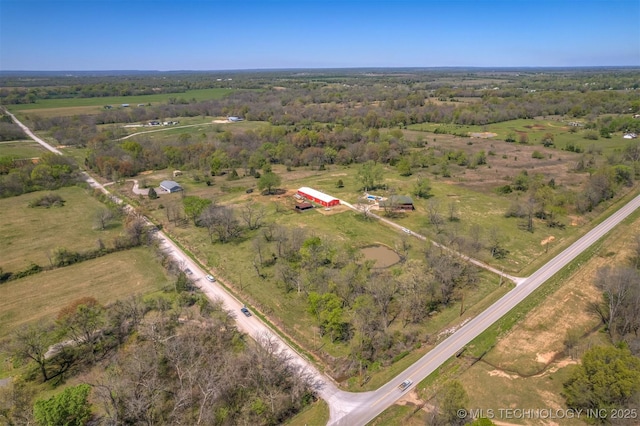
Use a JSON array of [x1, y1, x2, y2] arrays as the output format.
[[28, 193, 65, 208], [532, 150, 545, 159]]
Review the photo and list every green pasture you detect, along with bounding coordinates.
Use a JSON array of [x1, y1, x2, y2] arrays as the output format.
[[409, 117, 633, 155], [0, 139, 48, 158], [120, 119, 270, 142], [286, 400, 330, 426], [0, 186, 123, 273], [7, 88, 234, 113], [0, 246, 168, 341]]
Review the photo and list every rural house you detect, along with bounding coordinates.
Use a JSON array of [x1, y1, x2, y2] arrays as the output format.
[[379, 195, 415, 210], [160, 180, 183, 193]]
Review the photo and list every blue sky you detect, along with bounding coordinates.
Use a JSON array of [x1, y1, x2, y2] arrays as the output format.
[[1, 0, 638, 70]]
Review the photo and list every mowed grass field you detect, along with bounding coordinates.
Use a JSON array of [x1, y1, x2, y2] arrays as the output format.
[[0, 139, 49, 158], [0, 247, 169, 341], [0, 186, 123, 273], [7, 88, 234, 116]]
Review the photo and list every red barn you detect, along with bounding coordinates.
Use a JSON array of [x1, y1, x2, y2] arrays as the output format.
[[297, 187, 340, 207]]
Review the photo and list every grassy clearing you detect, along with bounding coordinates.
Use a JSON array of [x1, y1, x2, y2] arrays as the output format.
[[285, 399, 330, 426], [0, 247, 169, 341], [120, 118, 271, 141], [0, 139, 48, 158], [408, 117, 632, 156], [7, 88, 234, 113], [0, 186, 123, 273], [370, 403, 427, 426]]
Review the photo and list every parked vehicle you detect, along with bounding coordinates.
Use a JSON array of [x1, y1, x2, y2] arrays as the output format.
[[240, 306, 252, 317], [206, 274, 215, 282]]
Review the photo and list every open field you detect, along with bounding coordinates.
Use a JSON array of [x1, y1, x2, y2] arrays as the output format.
[[0, 139, 48, 158], [408, 117, 633, 155], [121, 155, 600, 276], [0, 246, 169, 341], [0, 186, 123, 273], [6, 88, 234, 115]]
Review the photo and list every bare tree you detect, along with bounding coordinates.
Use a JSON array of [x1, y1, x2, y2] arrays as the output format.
[[427, 199, 444, 233], [199, 204, 241, 243], [448, 200, 459, 222], [10, 323, 55, 382], [240, 201, 267, 230], [94, 207, 114, 230]]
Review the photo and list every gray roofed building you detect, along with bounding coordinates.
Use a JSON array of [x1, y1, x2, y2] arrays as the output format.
[[160, 180, 183, 193]]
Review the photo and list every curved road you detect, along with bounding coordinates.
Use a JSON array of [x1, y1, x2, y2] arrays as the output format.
[[7, 108, 640, 425]]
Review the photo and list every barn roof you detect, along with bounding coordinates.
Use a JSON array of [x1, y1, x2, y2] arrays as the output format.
[[298, 187, 338, 204]]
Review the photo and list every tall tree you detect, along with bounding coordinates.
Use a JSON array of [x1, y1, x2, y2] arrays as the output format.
[[258, 171, 282, 195], [563, 345, 640, 411], [356, 160, 384, 191], [182, 196, 212, 226]]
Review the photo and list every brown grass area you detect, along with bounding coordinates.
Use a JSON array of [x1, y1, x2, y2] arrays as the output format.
[[0, 247, 168, 340], [454, 214, 640, 424]]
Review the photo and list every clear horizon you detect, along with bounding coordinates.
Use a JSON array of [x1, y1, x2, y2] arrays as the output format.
[[1, 0, 639, 71]]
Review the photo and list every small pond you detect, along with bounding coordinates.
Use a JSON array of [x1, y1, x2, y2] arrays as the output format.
[[361, 245, 401, 268]]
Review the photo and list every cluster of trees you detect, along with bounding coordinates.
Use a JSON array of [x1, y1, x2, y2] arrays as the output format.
[[2, 295, 316, 425], [0, 152, 80, 198], [563, 344, 640, 417], [249, 222, 479, 373], [0, 112, 26, 141], [2, 229, 317, 425]]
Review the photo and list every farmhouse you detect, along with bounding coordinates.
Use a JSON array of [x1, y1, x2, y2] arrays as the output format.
[[160, 180, 183, 193], [297, 187, 340, 207], [379, 195, 415, 210]]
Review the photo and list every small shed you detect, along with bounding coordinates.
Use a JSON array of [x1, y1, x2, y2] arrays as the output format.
[[160, 180, 183, 193], [295, 202, 314, 211]]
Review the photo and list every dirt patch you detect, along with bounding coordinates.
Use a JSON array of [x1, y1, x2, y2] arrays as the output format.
[[535, 351, 556, 364], [469, 132, 498, 138], [212, 119, 231, 123], [568, 215, 584, 226], [361, 245, 401, 268], [396, 390, 422, 407], [488, 369, 519, 380], [315, 205, 349, 215], [540, 236, 555, 246]]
